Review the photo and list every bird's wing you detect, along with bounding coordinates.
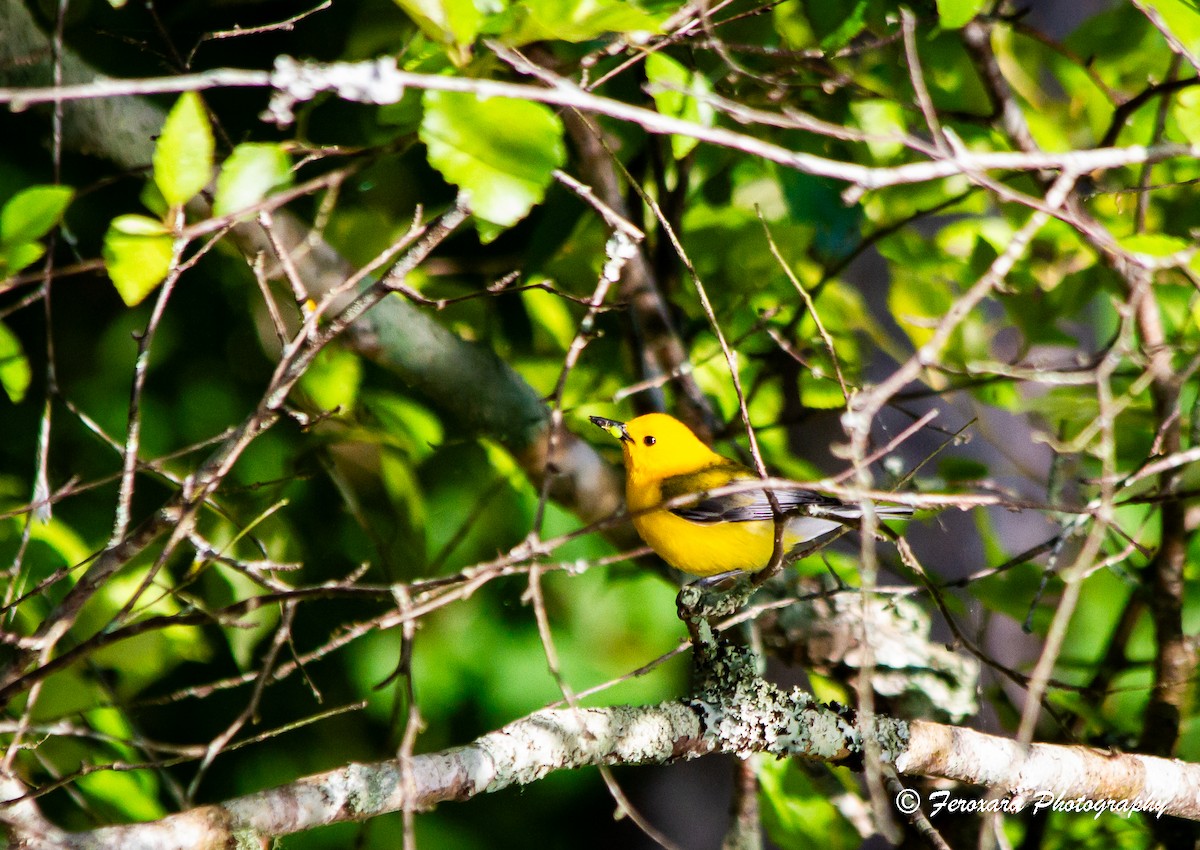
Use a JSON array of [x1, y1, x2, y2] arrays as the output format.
[[661, 464, 846, 525]]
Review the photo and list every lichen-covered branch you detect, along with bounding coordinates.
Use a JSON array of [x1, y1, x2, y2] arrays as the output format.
[[2, 49, 1194, 194], [896, 721, 1200, 820], [8, 664, 1200, 848]]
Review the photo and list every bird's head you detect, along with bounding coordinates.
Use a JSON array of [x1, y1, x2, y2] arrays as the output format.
[[588, 413, 722, 481]]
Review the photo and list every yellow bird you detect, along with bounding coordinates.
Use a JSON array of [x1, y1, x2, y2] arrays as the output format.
[[589, 413, 912, 577]]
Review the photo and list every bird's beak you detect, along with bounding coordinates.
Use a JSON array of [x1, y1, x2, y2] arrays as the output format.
[[588, 416, 632, 444]]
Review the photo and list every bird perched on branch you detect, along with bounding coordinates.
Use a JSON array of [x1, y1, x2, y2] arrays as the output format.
[[589, 413, 912, 577]]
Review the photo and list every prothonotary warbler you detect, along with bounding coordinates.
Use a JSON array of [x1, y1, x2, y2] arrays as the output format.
[[589, 413, 912, 577]]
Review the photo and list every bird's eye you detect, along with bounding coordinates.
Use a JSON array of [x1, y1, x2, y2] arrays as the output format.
[[643, 435, 656, 446]]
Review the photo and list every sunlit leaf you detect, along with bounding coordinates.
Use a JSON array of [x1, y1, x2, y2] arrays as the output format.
[[496, 0, 665, 46], [773, 2, 818, 48], [394, 0, 482, 61], [300, 345, 363, 412], [849, 100, 907, 161], [81, 565, 212, 697], [1174, 86, 1200, 151], [887, 268, 953, 349], [1, 184, 73, 245], [1140, 0, 1200, 57], [936, 0, 987, 28], [0, 321, 31, 403], [213, 142, 293, 219], [1, 241, 45, 275], [153, 92, 214, 208], [644, 52, 714, 159], [420, 90, 565, 240], [76, 768, 166, 823], [102, 214, 175, 307], [362, 391, 445, 464], [108, 214, 169, 236], [521, 283, 576, 351], [758, 756, 858, 850], [799, 374, 846, 409], [1118, 232, 1190, 258]]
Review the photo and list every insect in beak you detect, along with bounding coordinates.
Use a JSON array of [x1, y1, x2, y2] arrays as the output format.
[[588, 416, 632, 443]]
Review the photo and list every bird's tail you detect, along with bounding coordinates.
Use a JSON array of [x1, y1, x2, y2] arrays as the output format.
[[822, 504, 913, 520]]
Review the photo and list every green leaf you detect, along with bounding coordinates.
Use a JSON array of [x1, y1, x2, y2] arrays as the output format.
[[109, 214, 169, 237], [1, 241, 45, 275], [0, 321, 31, 404], [420, 90, 566, 240], [362, 391, 444, 463], [474, 218, 506, 244], [800, 374, 846, 409], [102, 215, 175, 307], [888, 268, 953, 349], [644, 52, 714, 160], [153, 92, 214, 208], [1177, 87, 1200, 144], [807, 0, 869, 52], [521, 284, 576, 351], [76, 768, 165, 823], [75, 708, 165, 820], [495, 0, 665, 46], [213, 143, 293, 219], [394, 0, 482, 59], [83, 565, 211, 696], [26, 516, 91, 567], [299, 345, 363, 412], [772, 3, 816, 48], [208, 564, 280, 670], [139, 178, 169, 220], [937, 0, 987, 28], [1141, 0, 1200, 57], [1, 185, 74, 245], [758, 756, 858, 850], [1118, 232, 1190, 258], [777, 170, 863, 262], [849, 100, 907, 161]]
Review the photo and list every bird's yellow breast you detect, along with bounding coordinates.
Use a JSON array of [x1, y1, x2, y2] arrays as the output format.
[[626, 477, 782, 576]]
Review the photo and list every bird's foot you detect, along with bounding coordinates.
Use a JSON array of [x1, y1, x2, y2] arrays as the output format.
[[675, 572, 753, 651]]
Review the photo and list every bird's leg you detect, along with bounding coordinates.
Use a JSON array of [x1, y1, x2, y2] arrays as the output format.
[[676, 573, 753, 621], [676, 582, 761, 700], [676, 583, 707, 646], [675, 576, 754, 668]]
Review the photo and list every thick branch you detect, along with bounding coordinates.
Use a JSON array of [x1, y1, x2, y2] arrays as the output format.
[[0, 53, 1192, 195], [10, 687, 1200, 848], [897, 720, 1200, 818]]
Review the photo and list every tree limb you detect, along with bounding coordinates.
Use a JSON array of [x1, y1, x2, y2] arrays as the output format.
[[7, 676, 1199, 848]]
